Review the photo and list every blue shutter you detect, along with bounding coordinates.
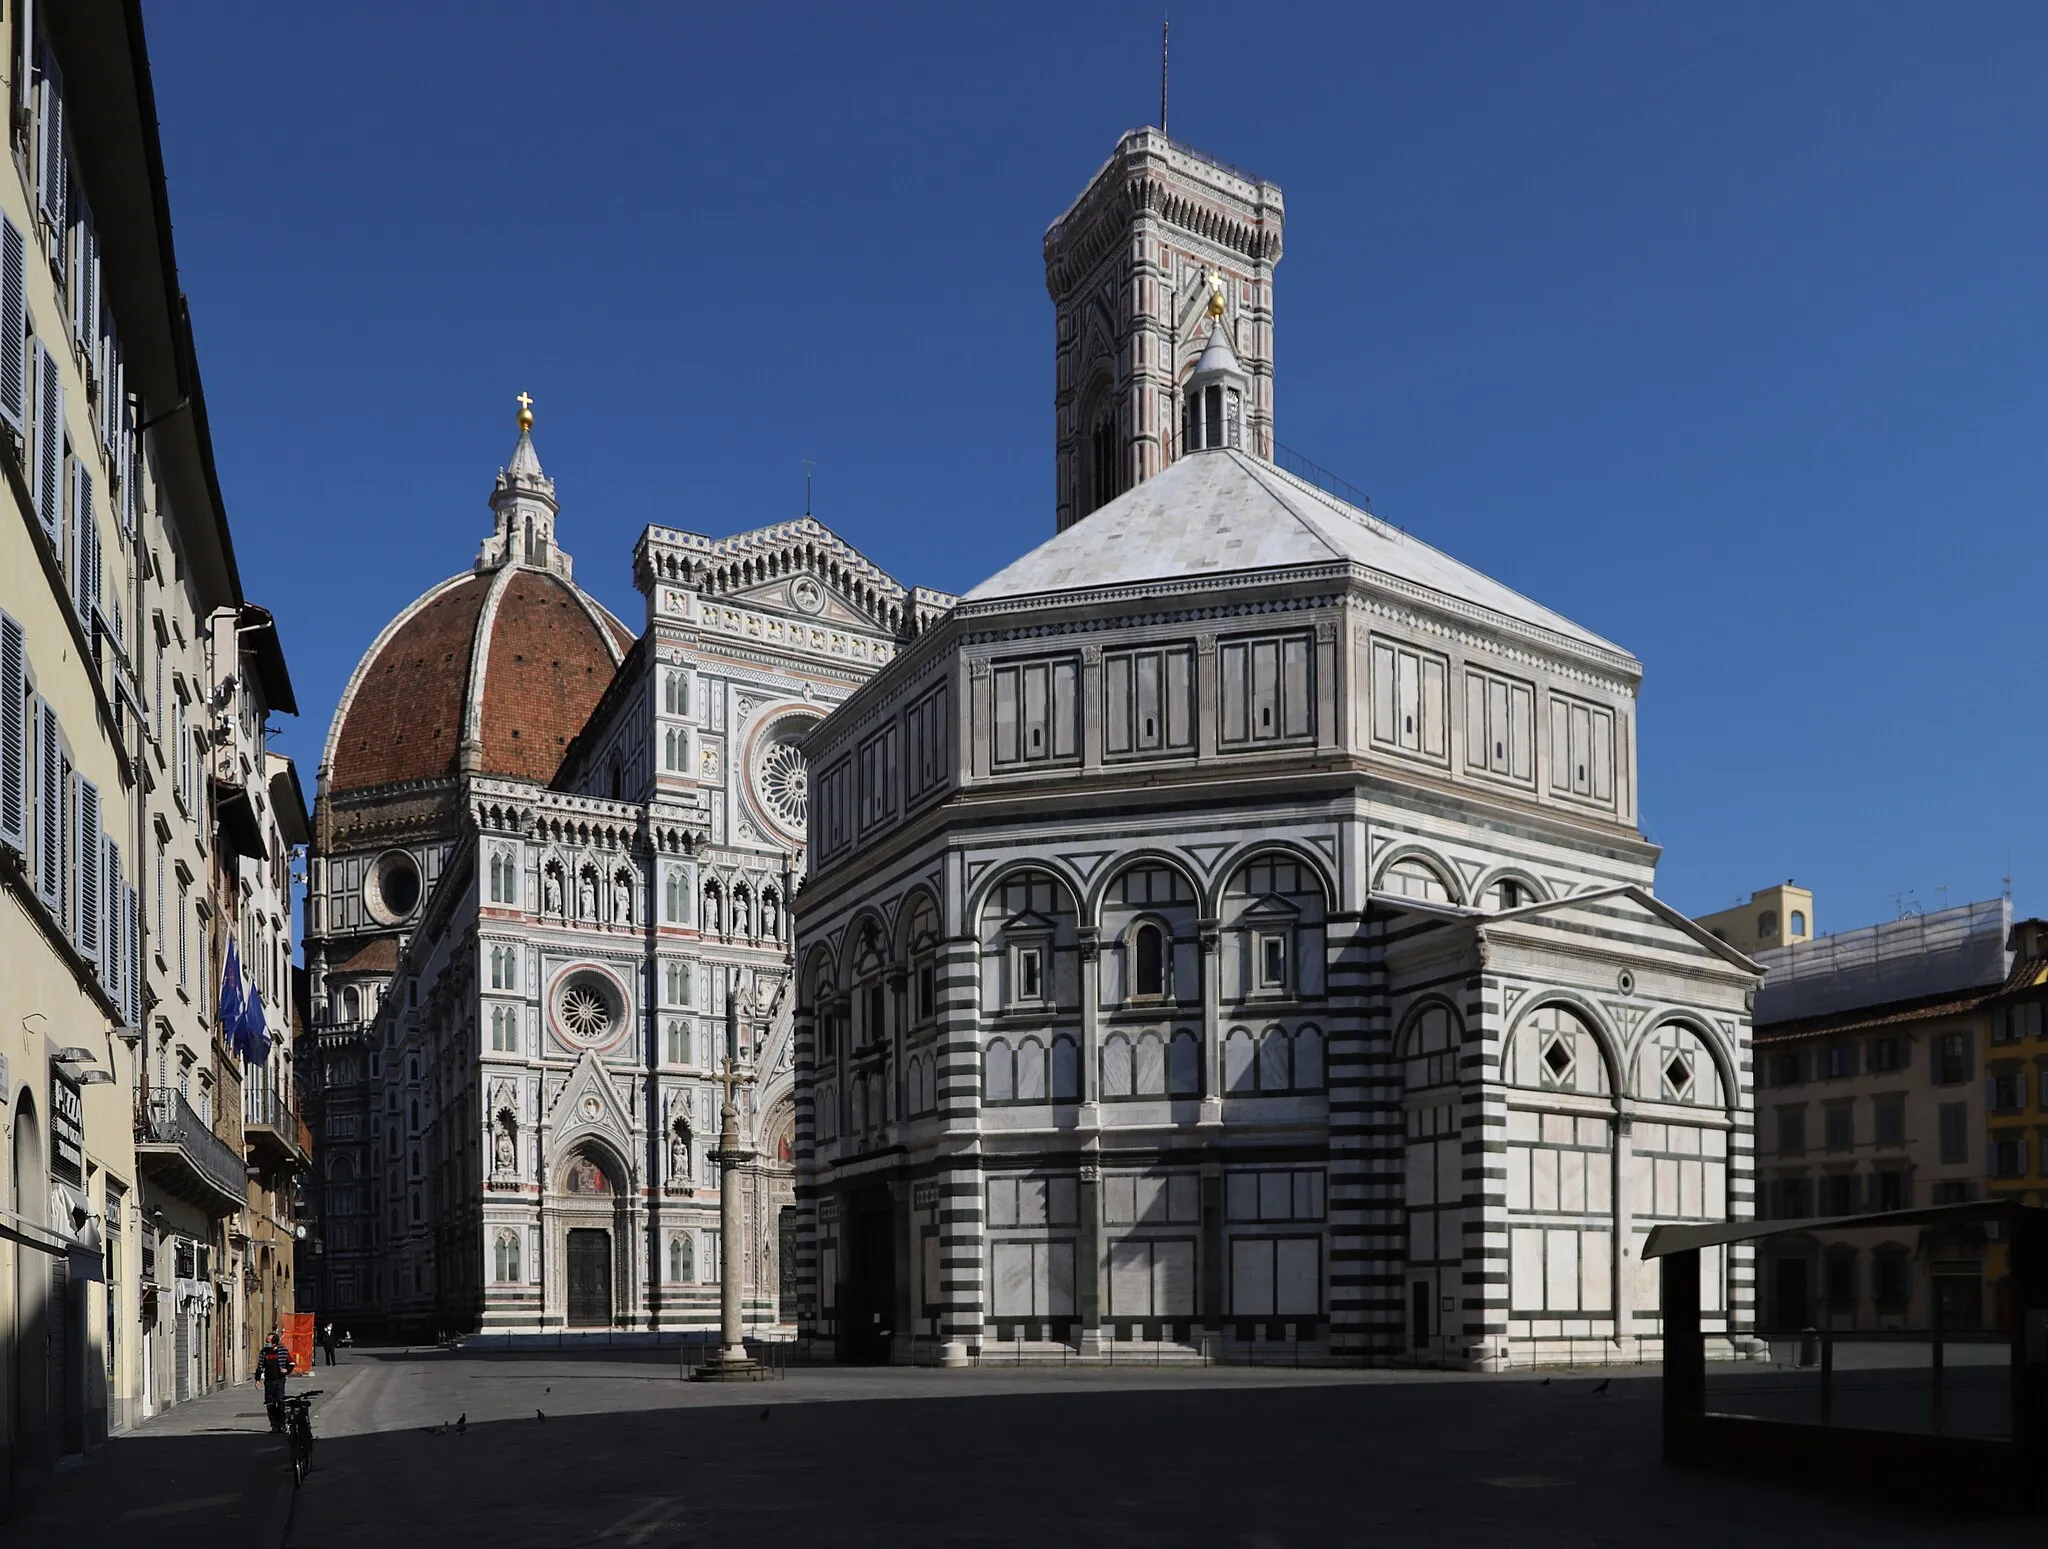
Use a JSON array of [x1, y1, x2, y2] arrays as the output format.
[[77, 775, 99, 961], [0, 214, 23, 434], [0, 611, 23, 854]]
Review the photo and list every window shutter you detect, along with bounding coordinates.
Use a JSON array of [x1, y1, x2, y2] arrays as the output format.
[[77, 775, 99, 960], [104, 837, 121, 994], [70, 190, 93, 344], [36, 46, 65, 246], [127, 884, 142, 1026], [35, 342, 61, 543], [0, 611, 23, 853], [0, 213, 23, 434], [36, 701, 60, 909]]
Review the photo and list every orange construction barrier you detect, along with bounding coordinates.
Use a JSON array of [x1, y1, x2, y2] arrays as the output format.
[[284, 1312, 315, 1374]]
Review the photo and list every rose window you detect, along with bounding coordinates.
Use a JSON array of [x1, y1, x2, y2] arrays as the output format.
[[556, 973, 619, 1044], [757, 740, 809, 831]]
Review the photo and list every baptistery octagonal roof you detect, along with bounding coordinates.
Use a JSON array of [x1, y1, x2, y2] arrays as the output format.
[[965, 448, 1628, 661]]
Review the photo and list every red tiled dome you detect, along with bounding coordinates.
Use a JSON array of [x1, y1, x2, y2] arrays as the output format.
[[327, 567, 633, 793]]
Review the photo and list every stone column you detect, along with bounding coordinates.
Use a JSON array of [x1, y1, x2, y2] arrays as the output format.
[[1198, 919, 1223, 1126], [691, 1075, 767, 1382]]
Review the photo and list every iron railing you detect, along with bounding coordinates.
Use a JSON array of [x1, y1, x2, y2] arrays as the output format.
[[138, 1090, 247, 1207]]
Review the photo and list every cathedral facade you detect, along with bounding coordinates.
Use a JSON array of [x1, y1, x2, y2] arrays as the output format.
[[790, 130, 1762, 1368], [304, 408, 943, 1337]]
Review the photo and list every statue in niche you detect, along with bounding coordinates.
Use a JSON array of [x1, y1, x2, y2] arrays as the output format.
[[734, 889, 751, 939], [704, 886, 722, 934], [577, 868, 597, 921], [542, 866, 563, 918], [670, 1126, 692, 1183], [761, 891, 780, 941], [613, 871, 633, 925], [494, 1121, 516, 1173]]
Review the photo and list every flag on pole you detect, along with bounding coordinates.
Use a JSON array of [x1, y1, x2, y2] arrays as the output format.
[[241, 981, 271, 1064], [220, 938, 248, 1059]]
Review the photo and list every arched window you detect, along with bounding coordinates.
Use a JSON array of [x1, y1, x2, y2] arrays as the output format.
[[1403, 1004, 1460, 1090], [665, 727, 686, 772], [1168, 1029, 1200, 1096], [1089, 412, 1121, 513], [670, 1233, 695, 1283], [341, 985, 360, 1021], [665, 870, 688, 924], [1133, 923, 1166, 998], [664, 671, 689, 717], [1050, 1037, 1080, 1102], [494, 1230, 520, 1282], [984, 1039, 1013, 1102], [1014, 1038, 1047, 1102], [1381, 856, 1454, 904], [1757, 910, 1779, 940], [1224, 1027, 1256, 1093], [1790, 910, 1807, 937], [1101, 1033, 1134, 1099]]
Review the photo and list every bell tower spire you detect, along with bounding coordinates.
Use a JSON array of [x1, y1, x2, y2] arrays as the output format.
[[477, 393, 572, 579], [1043, 129, 1283, 531]]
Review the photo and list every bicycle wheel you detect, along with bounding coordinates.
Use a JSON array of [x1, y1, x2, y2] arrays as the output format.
[[293, 1442, 307, 1488]]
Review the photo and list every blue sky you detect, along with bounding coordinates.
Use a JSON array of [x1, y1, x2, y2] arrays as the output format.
[[145, 1, 2048, 935]]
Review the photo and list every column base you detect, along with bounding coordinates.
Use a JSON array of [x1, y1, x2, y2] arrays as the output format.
[[939, 1339, 972, 1369], [689, 1352, 771, 1382]]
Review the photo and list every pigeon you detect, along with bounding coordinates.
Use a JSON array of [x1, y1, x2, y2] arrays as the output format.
[[1591, 1379, 1610, 1397], [536, 1409, 546, 1423], [1540, 1378, 1551, 1387], [760, 1408, 771, 1422], [544, 1387, 551, 1394], [456, 1414, 467, 1434]]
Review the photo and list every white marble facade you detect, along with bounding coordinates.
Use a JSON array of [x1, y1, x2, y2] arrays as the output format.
[[306, 427, 945, 1337], [791, 133, 1760, 1368]]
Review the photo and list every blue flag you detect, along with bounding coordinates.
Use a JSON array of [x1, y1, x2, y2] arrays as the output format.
[[220, 938, 248, 1058], [241, 983, 271, 1064]]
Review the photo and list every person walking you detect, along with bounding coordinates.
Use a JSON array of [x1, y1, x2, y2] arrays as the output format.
[[257, 1331, 293, 1432], [320, 1320, 338, 1366]]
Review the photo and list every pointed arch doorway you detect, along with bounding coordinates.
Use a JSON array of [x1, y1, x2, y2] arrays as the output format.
[[559, 1147, 625, 1328]]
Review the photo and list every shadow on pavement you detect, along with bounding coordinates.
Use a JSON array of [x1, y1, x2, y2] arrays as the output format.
[[284, 1378, 2036, 1549]]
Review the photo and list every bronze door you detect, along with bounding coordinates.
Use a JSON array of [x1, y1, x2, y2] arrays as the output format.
[[566, 1230, 612, 1327]]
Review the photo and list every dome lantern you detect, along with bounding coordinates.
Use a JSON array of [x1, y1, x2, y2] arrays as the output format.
[[477, 393, 571, 579]]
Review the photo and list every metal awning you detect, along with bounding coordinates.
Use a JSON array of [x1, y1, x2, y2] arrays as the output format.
[[0, 1204, 72, 1257], [216, 784, 267, 860], [1643, 1200, 2029, 1259]]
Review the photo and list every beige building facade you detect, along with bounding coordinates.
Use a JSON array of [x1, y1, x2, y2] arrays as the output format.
[[1, 3, 308, 1494], [1751, 899, 2022, 1331], [1698, 882, 1814, 956]]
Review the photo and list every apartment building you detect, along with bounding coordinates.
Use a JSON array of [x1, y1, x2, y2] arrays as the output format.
[[1, 2, 306, 1487], [1750, 899, 2026, 1333], [1984, 922, 2047, 1322]]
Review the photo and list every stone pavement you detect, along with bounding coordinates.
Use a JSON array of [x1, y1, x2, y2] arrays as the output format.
[[3, 1357, 358, 1549], [269, 1350, 2040, 1549]]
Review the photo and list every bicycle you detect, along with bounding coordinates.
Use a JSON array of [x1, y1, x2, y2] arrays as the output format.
[[281, 1390, 323, 1487]]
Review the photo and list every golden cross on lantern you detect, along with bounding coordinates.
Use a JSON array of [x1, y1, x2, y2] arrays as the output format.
[[1204, 268, 1227, 320], [515, 391, 534, 431]]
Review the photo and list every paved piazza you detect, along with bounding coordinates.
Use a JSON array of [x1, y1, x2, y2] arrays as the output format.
[[270, 1352, 2044, 1545]]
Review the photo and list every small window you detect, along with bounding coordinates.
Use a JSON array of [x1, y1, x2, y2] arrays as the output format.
[[1257, 932, 1288, 992], [1757, 910, 1779, 939], [1015, 947, 1043, 1002], [1789, 910, 1807, 937], [916, 964, 936, 1021], [1133, 924, 1166, 999]]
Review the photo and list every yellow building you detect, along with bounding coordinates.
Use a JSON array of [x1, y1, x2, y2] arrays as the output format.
[[3, 1, 297, 1487], [1698, 882, 1815, 956]]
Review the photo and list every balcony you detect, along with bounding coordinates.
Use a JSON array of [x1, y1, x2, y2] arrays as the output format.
[[136, 1091, 248, 1216], [245, 1081, 309, 1170]]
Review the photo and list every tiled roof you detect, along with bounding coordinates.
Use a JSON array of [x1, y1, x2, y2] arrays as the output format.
[[1753, 953, 2048, 1044], [327, 936, 398, 975], [329, 567, 632, 793]]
